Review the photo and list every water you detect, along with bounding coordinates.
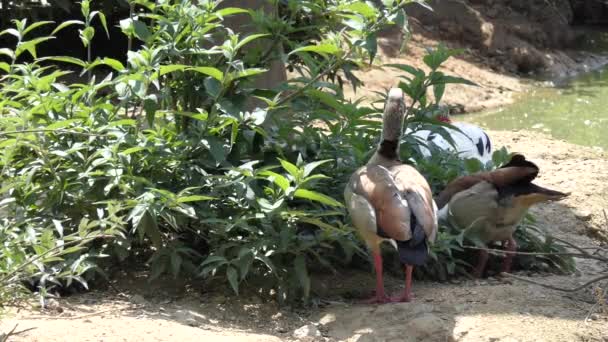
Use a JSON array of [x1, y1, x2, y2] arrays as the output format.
[[461, 65, 608, 150]]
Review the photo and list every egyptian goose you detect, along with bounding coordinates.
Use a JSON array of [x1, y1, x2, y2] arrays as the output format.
[[406, 113, 493, 164], [435, 154, 568, 277], [344, 88, 438, 303]]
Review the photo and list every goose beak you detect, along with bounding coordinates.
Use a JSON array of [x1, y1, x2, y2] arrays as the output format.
[[515, 184, 569, 207]]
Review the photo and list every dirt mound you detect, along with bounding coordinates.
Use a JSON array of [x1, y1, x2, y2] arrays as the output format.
[[397, 0, 607, 78]]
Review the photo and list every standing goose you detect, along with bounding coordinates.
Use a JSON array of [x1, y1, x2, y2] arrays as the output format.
[[436, 154, 569, 277], [344, 88, 438, 304]]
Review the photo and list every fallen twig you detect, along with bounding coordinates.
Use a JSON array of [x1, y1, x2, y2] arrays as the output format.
[[462, 245, 598, 258], [1, 324, 37, 342], [500, 272, 608, 292]]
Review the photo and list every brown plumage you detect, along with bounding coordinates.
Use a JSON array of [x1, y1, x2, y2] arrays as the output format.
[[344, 88, 438, 303], [436, 154, 569, 277]]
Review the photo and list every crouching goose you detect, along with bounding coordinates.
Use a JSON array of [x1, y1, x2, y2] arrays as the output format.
[[406, 113, 493, 164], [344, 88, 438, 303], [435, 154, 568, 277]]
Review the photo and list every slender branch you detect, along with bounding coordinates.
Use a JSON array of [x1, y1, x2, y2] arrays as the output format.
[[501, 272, 608, 293], [0, 129, 106, 138], [0, 324, 35, 342], [275, 59, 338, 107], [0, 324, 18, 342], [462, 245, 599, 258]]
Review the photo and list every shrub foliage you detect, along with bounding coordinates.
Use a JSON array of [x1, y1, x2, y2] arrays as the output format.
[[0, 0, 573, 306]]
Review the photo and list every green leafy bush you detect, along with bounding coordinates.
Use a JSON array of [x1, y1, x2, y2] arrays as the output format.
[[0, 0, 573, 308]]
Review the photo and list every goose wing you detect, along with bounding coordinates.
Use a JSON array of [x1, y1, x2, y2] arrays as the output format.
[[436, 154, 539, 209], [389, 164, 438, 243], [344, 165, 412, 242]]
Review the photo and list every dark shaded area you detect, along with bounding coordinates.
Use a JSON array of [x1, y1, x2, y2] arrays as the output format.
[[0, 1, 134, 64]]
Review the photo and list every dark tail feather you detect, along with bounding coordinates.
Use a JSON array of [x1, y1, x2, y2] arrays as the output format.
[[396, 219, 429, 266]]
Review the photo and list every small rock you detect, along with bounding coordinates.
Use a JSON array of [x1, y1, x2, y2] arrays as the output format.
[[293, 324, 322, 339], [274, 325, 288, 334], [174, 310, 199, 327], [574, 210, 592, 221], [589, 313, 600, 321], [130, 294, 147, 305], [318, 313, 336, 326]]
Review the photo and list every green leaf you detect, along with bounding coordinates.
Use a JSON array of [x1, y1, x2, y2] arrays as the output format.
[[99, 58, 125, 71], [215, 7, 249, 17], [464, 158, 483, 174], [96, 11, 110, 38], [290, 44, 341, 56], [16, 37, 54, 59], [79, 26, 95, 47], [302, 159, 332, 178], [52, 219, 64, 237], [234, 33, 269, 51], [294, 255, 310, 299], [294, 189, 343, 207], [206, 137, 226, 163], [144, 98, 158, 128], [41, 56, 86, 68], [226, 266, 239, 295], [279, 159, 300, 179], [386, 63, 425, 78], [0, 48, 15, 59], [22, 21, 54, 38], [204, 77, 222, 98], [0, 28, 20, 39], [307, 89, 344, 112], [258, 170, 290, 193], [159, 64, 187, 76], [47, 119, 82, 130], [0, 62, 10, 72], [121, 146, 146, 155], [364, 33, 378, 62], [433, 75, 478, 87], [133, 20, 151, 41], [232, 68, 267, 80], [345, 2, 377, 17], [433, 82, 445, 104], [51, 20, 84, 36], [177, 195, 215, 203], [142, 210, 162, 248], [200, 255, 228, 267], [188, 66, 224, 81], [108, 119, 137, 127]]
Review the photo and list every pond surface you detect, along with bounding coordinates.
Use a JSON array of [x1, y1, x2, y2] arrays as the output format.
[[461, 65, 608, 151]]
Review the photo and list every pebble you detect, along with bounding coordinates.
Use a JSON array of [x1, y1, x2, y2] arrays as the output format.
[[293, 324, 321, 339], [130, 294, 148, 305], [573, 209, 593, 221]]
